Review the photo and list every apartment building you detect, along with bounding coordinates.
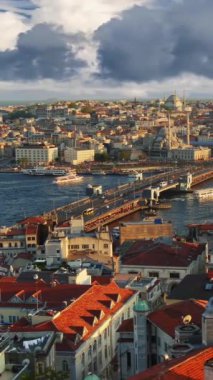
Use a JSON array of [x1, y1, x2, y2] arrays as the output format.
[[15, 144, 58, 165], [64, 147, 94, 165]]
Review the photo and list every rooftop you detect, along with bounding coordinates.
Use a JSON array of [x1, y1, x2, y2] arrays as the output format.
[[128, 347, 213, 380], [148, 299, 207, 338]]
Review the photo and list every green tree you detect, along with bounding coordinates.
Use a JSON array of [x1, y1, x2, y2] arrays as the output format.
[[94, 152, 110, 162]]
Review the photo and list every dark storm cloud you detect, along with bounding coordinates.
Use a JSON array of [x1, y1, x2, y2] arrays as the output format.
[[95, 0, 213, 82], [0, 23, 86, 81]]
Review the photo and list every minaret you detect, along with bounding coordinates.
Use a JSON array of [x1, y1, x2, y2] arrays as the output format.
[[168, 113, 172, 150], [133, 300, 150, 373], [186, 113, 190, 145]]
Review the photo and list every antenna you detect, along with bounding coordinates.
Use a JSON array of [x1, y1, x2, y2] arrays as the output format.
[[183, 315, 192, 325]]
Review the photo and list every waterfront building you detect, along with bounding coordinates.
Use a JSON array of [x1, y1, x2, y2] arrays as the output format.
[[168, 146, 211, 161], [15, 143, 58, 165], [64, 146, 94, 165]]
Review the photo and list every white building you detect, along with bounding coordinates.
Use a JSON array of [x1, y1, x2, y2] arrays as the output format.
[[10, 281, 138, 380], [15, 144, 58, 165], [168, 146, 211, 161], [64, 147, 94, 165], [119, 240, 207, 293]]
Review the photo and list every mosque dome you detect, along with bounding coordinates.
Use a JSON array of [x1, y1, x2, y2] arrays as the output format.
[[84, 374, 101, 380], [164, 94, 183, 111], [54, 126, 61, 133], [29, 126, 36, 133]]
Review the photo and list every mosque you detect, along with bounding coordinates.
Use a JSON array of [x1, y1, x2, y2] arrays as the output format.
[[164, 94, 184, 111]]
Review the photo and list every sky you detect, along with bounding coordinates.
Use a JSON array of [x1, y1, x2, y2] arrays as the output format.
[[0, 0, 213, 101]]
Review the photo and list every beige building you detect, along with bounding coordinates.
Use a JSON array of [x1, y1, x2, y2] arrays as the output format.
[[15, 144, 58, 165], [168, 146, 211, 161], [64, 147, 94, 165], [120, 221, 173, 245], [45, 218, 113, 265]]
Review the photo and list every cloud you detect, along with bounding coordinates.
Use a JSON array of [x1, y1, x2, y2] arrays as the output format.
[[95, 0, 213, 82], [0, 23, 86, 81], [0, 11, 29, 51], [31, 0, 148, 34]]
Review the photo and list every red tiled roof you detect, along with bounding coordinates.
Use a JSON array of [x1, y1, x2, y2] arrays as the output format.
[[3, 228, 25, 237], [18, 216, 45, 225], [0, 278, 90, 309], [121, 241, 204, 268], [188, 223, 213, 231], [128, 347, 213, 380], [148, 299, 207, 338], [26, 225, 38, 235], [11, 282, 135, 350], [117, 318, 133, 333], [91, 276, 113, 285]]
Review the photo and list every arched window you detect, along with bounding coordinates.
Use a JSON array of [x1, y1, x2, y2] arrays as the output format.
[[62, 360, 69, 372], [93, 340, 97, 352], [81, 352, 85, 365]]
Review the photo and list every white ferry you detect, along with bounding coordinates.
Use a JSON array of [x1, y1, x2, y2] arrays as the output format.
[[22, 167, 67, 176], [128, 171, 143, 180], [54, 171, 83, 185], [194, 188, 213, 200]]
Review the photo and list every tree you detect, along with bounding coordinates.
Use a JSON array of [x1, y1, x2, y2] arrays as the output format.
[[21, 368, 69, 380], [94, 152, 110, 162]]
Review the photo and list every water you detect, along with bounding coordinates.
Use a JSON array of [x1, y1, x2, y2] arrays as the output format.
[[0, 173, 133, 226], [0, 173, 212, 233]]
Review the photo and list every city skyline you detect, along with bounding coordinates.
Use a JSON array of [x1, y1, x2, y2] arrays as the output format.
[[0, 0, 213, 101]]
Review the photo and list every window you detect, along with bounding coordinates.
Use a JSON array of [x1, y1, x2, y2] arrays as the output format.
[[56, 249, 60, 254], [93, 340, 97, 352], [71, 245, 79, 249], [105, 345, 108, 359], [127, 352, 131, 369], [99, 352, 102, 366], [164, 342, 168, 352], [170, 272, 180, 279], [88, 345, 92, 358], [104, 329, 107, 339], [127, 308, 130, 318], [98, 335, 102, 346], [149, 272, 159, 278], [93, 359, 97, 372], [82, 245, 89, 249], [38, 362, 44, 374], [104, 244, 108, 248], [157, 336, 161, 347], [81, 352, 85, 365], [62, 360, 69, 372]]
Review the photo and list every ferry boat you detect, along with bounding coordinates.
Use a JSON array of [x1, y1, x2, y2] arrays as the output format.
[[194, 188, 213, 200], [92, 170, 106, 176], [128, 171, 143, 180], [54, 171, 83, 185], [22, 167, 67, 176]]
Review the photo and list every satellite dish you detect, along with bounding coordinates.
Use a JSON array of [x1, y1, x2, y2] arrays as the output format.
[[183, 315, 192, 325]]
